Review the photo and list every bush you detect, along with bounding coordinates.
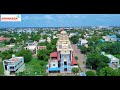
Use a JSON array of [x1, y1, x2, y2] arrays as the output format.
[[72, 68, 79, 74], [86, 71, 96, 76], [75, 56, 78, 60]]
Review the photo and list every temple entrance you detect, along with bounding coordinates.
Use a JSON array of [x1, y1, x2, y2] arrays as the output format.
[[64, 68, 67, 71]]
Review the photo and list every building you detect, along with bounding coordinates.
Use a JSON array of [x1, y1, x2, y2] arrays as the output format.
[[3, 54, 25, 76], [53, 35, 58, 39], [102, 36, 110, 41], [0, 47, 11, 52], [47, 30, 78, 73], [0, 36, 11, 42], [24, 41, 38, 54], [47, 37, 51, 43], [107, 35, 117, 41], [25, 41, 46, 54], [101, 52, 119, 69], [79, 39, 88, 47], [39, 38, 46, 43]]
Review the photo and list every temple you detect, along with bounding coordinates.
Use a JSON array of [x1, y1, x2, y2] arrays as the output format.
[[47, 29, 78, 73]]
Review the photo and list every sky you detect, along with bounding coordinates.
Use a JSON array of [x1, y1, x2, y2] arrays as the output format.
[[0, 14, 120, 27]]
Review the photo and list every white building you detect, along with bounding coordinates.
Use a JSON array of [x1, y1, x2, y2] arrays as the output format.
[[24, 41, 38, 53], [102, 36, 110, 41], [39, 38, 46, 43], [80, 39, 88, 46], [101, 52, 119, 69], [47, 37, 51, 43], [3, 55, 25, 76], [53, 35, 58, 39]]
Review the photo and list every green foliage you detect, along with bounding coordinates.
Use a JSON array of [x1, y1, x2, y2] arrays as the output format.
[[16, 49, 32, 63], [98, 67, 114, 76], [37, 49, 49, 61], [101, 42, 120, 55], [31, 34, 40, 41], [75, 56, 78, 60], [80, 46, 87, 54], [86, 71, 96, 76], [42, 34, 48, 39], [51, 38, 58, 45], [9, 38, 16, 43], [16, 58, 47, 76], [70, 35, 79, 44], [0, 63, 4, 76], [86, 54, 110, 70], [72, 68, 79, 74], [1, 50, 13, 60]]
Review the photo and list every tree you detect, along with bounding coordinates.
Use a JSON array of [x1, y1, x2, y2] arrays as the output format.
[[75, 56, 78, 60], [16, 49, 32, 63], [86, 54, 110, 70], [86, 71, 96, 76], [98, 67, 113, 76], [9, 38, 16, 43], [80, 46, 87, 54], [37, 49, 49, 61], [72, 68, 79, 74], [31, 34, 40, 42], [1, 50, 12, 60], [51, 38, 58, 45], [42, 34, 48, 39], [70, 35, 79, 44]]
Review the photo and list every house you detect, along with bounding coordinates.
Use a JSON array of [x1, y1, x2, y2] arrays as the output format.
[[102, 36, 110, 42], [39, 38, 46, 43], [80, 39, 88, 45], [53, 35, 58, 39], [24, 41, 38, 54], [0, 47, 11, 52], [47, 30, 78, 73], [107, 35, 117, 41], [101, 52, 119, 69], [0, 36, 11, 42], [47, 37, 51, 43], [3, 54, 25, 76]]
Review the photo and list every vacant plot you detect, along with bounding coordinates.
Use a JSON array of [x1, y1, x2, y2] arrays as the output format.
[[17, 58, 48, 76]]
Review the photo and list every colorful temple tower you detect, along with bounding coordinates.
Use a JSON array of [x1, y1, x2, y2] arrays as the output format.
[[47, 29, 78, 73]]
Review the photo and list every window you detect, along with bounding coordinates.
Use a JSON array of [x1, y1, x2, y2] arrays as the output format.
[[10, 66, 14, 69]]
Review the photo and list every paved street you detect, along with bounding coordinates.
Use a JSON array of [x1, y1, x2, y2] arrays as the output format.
[[72, 44, 86, 72]]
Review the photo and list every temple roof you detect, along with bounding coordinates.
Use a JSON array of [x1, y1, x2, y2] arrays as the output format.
[[71, 57, 78, 65]]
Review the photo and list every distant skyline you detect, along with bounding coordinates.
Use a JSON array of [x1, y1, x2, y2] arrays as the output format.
[[0, 14, 120, 27]]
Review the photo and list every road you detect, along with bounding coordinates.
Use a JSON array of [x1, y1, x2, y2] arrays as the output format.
[[72, 44, 86, 72]]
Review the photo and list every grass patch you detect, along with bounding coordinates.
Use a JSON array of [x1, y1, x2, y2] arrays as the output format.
[[0, 62, 4, 76], [17, 58, 48, 76]]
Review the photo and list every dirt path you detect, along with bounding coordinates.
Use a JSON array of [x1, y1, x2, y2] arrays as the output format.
[[72, 44, 86, 72]]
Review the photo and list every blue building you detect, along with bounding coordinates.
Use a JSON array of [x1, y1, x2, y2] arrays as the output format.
[[107, 34, 117, 41]]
